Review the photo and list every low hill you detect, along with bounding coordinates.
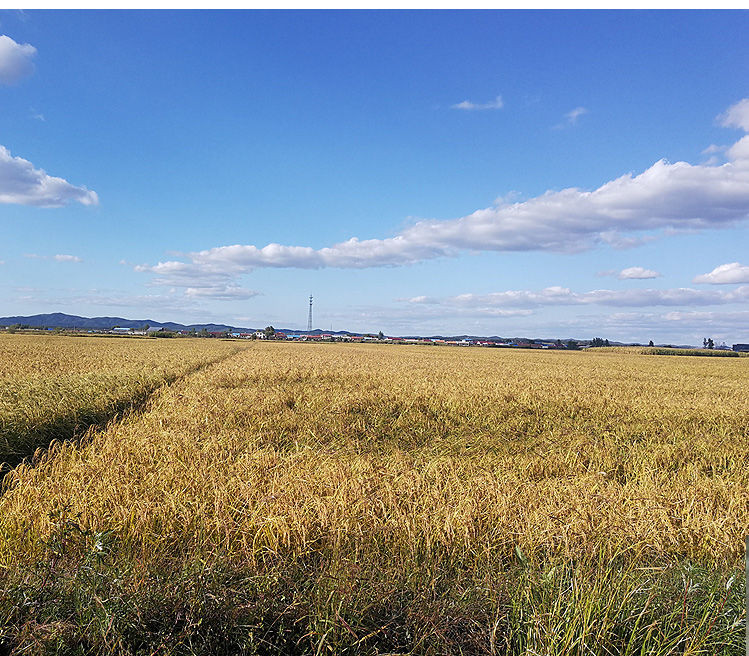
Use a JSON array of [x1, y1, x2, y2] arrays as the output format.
[[0, 312, 244, 333]]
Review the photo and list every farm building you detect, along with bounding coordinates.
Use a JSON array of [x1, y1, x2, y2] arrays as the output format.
[[732, 344, 749, 352]]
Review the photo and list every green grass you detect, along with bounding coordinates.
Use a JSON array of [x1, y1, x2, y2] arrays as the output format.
[[641, 348, 740, 358], [0, 524, 742, 655]]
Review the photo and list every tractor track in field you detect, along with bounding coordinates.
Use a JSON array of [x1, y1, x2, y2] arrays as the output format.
[[0, 344, 246, 483]]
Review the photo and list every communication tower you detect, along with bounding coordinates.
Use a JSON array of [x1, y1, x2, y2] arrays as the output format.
[[307, 294, 313, 332]]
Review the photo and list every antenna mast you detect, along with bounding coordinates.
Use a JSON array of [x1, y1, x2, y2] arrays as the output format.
[[307, 294, 313, 332]]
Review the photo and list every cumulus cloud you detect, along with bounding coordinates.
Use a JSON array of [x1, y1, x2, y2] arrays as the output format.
[[0, 35, 36, 85], [598, 267, 661, 279], [617, 266, 661, 280], [138, 99, 749, 292], [142, 152, 749, 284], [0, 146, 99, 207], [451, 95, 504, 111], [405, 285, 749, 309], [693, 262, 749, 284]]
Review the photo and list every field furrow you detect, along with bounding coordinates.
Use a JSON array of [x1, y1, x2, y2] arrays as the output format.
[[0, 335, 241, 470]]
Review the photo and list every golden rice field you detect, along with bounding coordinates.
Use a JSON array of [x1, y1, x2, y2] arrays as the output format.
[[0, 334, 239, 469], [0, 337, 747, 654]]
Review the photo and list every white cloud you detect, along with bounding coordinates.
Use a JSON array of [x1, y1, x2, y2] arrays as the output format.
[[406, 285, 749, 309], [24, 253, 82, 263], [139, 99, 749, 291], [702, 144, 726, 155], [142, 153, 749, 281], [727, 136, 749, 162], [134, 260, 258, 301], [617, 266, 661, 280], [136, 259, 240, 287], [0, 35, 36, 85], [0, 146, 99, 207], [53, 254, 82, 263], [693, 262, 749, 284], [719, 98, 749, 132], [554, 106, 588, 129], [562, 106, 588, 126], [184, 285, 259, 301], [451, 95, 503, 111], [700, 144, 727, 166]]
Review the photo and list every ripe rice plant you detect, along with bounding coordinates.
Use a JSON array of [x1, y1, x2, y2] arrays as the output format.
[[0, 342, 746, 653], [0, 334, 239, 470]]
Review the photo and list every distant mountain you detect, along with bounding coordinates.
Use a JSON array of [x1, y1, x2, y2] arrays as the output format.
[[0, 312, 249, 333]]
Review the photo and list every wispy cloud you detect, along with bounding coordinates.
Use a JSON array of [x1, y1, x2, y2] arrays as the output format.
[[566, 106, 588, 124], [0, 34, 36, 84], [138, 100, 749, 293], [25, 253, 83, 263], [719, 98, 749, 132], [451, 95, 504, 111], [0, 145, 98, 207], [29, 107, 45, 121], [700, 144, 728, 166], [184, 285, 259, 301], [693, 262, 749, 284], [719, 99, 749, 163], [702, 144, 726, 155], [554, 106, 588, 129]]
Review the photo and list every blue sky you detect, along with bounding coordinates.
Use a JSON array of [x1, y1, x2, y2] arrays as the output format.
[[1, 10, 749, 344]]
